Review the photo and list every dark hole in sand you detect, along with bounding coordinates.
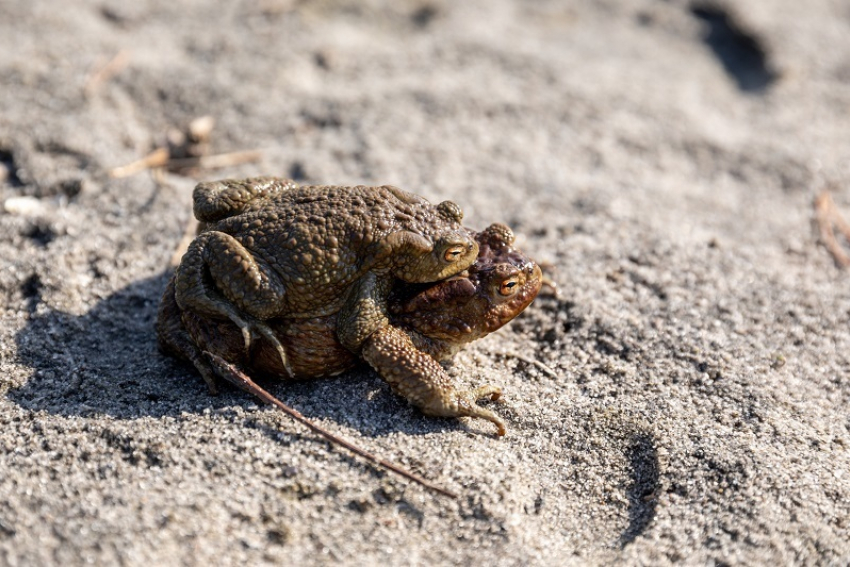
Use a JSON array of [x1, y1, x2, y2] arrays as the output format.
[[23, 221, 56, 248], [691, 4, 777, 93], [21, 274, 43, 315], [0, 148, 23, 187], [289, 161, 307, 181], [620, 432, 661, 546], [411, 4, 439, 28]]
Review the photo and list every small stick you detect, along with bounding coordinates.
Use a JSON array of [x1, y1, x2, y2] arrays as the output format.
[[204, 351, 458, 500], [829, 195, 850, 236], [109, 148, 170, 178], [84, 49, 130, 95], [166, 150, 263, 171], [814, 190, 850, 268], [110, 149, 263, 178], [496, 351, 560, 380]]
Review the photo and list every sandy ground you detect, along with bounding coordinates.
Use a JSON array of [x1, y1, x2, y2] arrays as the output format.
[[1, 0, 849, 565]]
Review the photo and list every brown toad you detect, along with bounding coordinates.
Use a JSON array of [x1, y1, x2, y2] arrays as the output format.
[[159, 223, 542, 435], [173, 177, 478, 380]]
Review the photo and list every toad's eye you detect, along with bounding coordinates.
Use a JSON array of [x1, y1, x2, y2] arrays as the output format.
[[499, 277, 520, 296], [444, 245, 466, 262]]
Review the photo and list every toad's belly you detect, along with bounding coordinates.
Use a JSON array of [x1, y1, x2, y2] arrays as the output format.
[[181, 309, 357, 380]]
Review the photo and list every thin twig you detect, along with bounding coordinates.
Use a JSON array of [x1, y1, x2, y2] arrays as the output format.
[[85, 50, 130, 96], [830, 196, 850, 236], [109, 149, 263, 178], [166, 150, 263, 171], [204, 351, 458, 500], [109, 148, 170, 178], [814, 190, 850, 268], [496, 351, 561, 380]]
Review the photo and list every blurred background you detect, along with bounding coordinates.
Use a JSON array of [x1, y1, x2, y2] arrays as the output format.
[[2, 1, 849, 565]]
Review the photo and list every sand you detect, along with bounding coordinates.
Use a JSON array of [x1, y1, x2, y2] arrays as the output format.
[[1, 0, 848, 564]]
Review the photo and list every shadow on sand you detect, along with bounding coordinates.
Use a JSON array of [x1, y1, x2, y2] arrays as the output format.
[[11, 272, 661, 543], [10, 271, 442, 439]]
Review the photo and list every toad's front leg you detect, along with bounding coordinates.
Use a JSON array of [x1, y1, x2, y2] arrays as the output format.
[[336, 271, 394, 353], [174, 230, 292, 376], [361, 324, 506, 436]]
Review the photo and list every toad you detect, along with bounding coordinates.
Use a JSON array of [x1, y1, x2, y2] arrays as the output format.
[[173, 177, 479, 380], [159, 222, 542, 436]]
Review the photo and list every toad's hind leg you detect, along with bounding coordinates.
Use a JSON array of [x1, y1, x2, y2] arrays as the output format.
[[156, 276, 222, 393], [174, 230, 293, 377], [361, 325, 507, 436]]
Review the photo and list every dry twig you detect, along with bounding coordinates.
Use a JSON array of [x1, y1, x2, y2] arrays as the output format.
[[165, 149, 263, 173], [108, 115, 262, 178], [205, 351, 458, 500], [85, 50, 130, 96], [814, 190, 850, 268], [109, 148, 262, 178], [109, 148, 171, 178]]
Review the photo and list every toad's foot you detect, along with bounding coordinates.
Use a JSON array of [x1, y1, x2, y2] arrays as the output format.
[[234, 313, 293, 379], [432, 385, 506, 437], [361, 325, 507, 436]]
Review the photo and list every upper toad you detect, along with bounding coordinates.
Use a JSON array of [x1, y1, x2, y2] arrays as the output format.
[[173, 177, 479, 379]]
